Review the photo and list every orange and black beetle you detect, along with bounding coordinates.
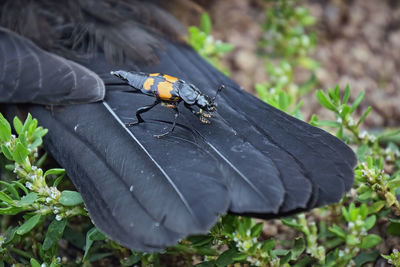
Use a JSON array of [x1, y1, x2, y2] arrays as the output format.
[[111, 70, 224, 137]]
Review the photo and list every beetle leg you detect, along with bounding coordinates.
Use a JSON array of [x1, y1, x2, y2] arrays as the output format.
[[126, 99, 160, 126], [154, 106, 180, 138], [199, 116, 210, 124], [161, 102, 177, 109], [184, 103, 212, 118], [200, 110, 212, 118]]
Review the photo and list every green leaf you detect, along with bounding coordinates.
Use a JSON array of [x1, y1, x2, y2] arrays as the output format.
[[187, 235, 213, 247], [0, 191, 14, 204], [325, 237, 344, 249], [356, 106, 372, 127], [328, 86, 340, 105], [250, 222, 263, 237], [4, 226, 18, 245], [13, 117, 23, 135], [231, 253, 247, 261], [388, 177, 400, 189], [200, 13, 212, 35], [44, 168, 65, 178], [368, 201, 385, 214], [87, 252, 114, 263], [52, 173, 65, 187], [262, 239, 275, 251], [354, 250, 379, 267], [32, 128, 48, 139], [17, 192, 38, 206], [1, 144, 14, 160], [43, 219, 67, 250], [36, 152, 47, 168], [0, 113, 11, 143], [0, 206, 24, 215], [216, 43, 234, 53], [19, 134, 28, 148], [315, 120, 342, 128], [28, 119, 38, 137], [342, 85, 351, 105], [356, 144, 371, 161], [83, 227, 107, 260], [216, 248, 241, 266], [280, 251, 292, 265], [348, 202, 357, 221], [281, 217, 302, 230], [360, 203, 368, 219], [17, 214, 41, 235], [0, 181, 20, 199], [346, 235, 358, 246], [340, 105, 351, 118], [363, 215, 376, 231], [350, 91, 365, 112], [121, 252, 142, 266], [336, 126, 343, 139], [59, 190, 83, 206], [357, 190, 372, 201], [30, 258, 41, 267], [309, 114, 318, 126], [292, 256, 315, 267], [316, 90, 336, 111], [12, 140, 29, 164], [272, 249, 289, 256], [360, 234, 381, 249], [13, 181, 29, 195], [21, 113, 32, 134], [328, 224, 346, 239], [30, 137, 43, 150], [291, 237, 305, 260]]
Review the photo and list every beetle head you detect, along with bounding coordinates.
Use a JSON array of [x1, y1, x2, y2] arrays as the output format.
[[196, 84, 224, 111], [196, 94, 215, 112]]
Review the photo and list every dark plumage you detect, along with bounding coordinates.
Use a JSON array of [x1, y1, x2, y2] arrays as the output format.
[[0, 0, 357, 251]]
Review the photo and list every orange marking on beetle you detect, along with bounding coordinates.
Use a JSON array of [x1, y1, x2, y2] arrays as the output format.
[[143, 78, 154, 90], [157, 81, 174, 100], [149, 73, 160, 77], [163, 74, 179, 83]]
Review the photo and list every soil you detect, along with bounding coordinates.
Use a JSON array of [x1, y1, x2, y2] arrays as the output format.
[[204, 0, 400, 129]]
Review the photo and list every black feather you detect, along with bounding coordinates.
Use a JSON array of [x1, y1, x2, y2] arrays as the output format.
[[0, 0, 356, 252], [0, 27, 104, 105]]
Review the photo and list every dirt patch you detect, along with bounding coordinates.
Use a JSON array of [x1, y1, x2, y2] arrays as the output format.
[[204, 0, 400, 128]]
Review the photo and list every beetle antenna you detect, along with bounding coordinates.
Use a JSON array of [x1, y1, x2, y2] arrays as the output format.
[[212, 85, 225, 103]]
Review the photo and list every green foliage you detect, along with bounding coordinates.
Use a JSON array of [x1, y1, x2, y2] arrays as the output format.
[[382, 249, 400, 266], [0, 114, 135, 266], [188, 13, 234, 75], [257, 0, 318, 117]]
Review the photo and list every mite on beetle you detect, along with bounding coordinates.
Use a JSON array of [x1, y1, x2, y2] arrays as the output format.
[[111, 70, 224, 138]]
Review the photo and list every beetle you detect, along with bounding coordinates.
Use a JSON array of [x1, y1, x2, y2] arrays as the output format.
[[111, 70, 224, 137]]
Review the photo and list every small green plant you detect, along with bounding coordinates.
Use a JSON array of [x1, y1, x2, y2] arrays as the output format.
[[257, 0, 318, 118], [0, 114, 141, 266], [382, 249, 400, 266], [188, 13, 234, 75], [309, 87, 400, 266]]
